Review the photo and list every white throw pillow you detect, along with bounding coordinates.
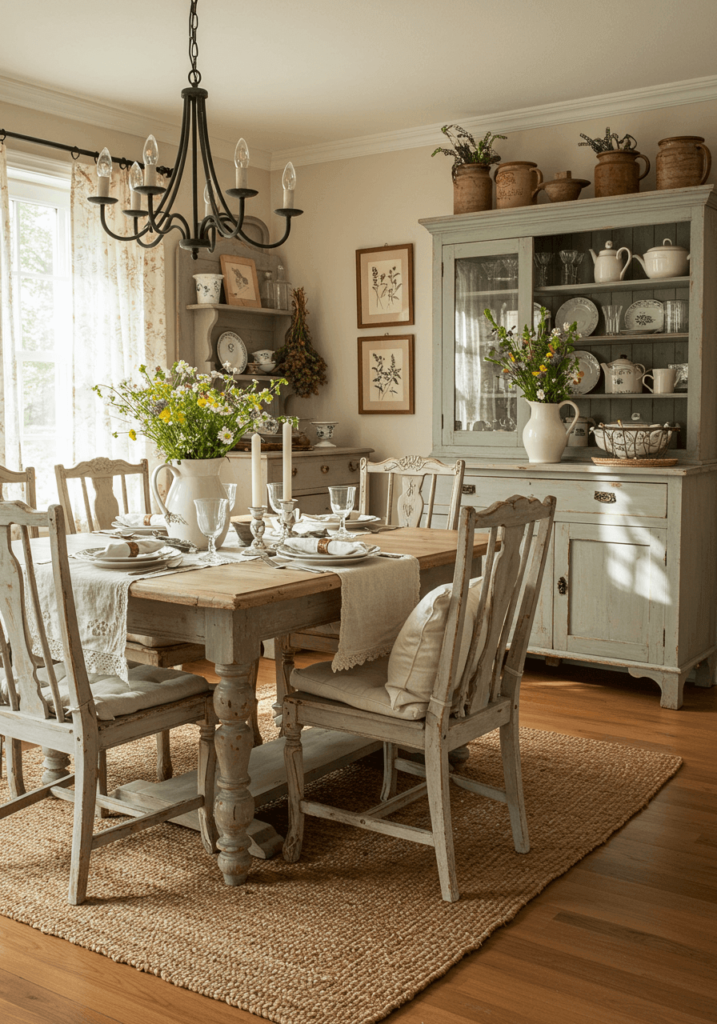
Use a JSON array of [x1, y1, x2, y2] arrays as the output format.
[[385, 576, 487, 717]]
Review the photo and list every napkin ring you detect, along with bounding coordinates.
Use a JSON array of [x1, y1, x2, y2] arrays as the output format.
[[143, 514, 153, 526], [127, 541, 140, 557], [317, 537, 332, 554]]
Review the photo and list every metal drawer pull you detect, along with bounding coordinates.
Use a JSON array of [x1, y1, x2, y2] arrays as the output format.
[[557, 576, 568, 595], [462, 484, 476, 495], [348, 461, 360, 472], [321, 465, 330, 474], [292, 467, 298, 477], [594, 491, 617, 503]]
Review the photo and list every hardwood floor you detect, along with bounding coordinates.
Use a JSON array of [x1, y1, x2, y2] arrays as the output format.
[[1, 657, 715, 1024]]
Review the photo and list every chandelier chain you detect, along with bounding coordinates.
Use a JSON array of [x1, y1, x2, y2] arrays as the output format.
[[188, 0, 201, 86]]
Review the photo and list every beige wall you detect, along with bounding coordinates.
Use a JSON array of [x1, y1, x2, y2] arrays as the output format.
[[0, 98, 271, 362], [277, 98, 717, 462]]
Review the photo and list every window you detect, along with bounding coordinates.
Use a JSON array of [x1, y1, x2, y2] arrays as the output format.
[[8, 165, 72, 507]]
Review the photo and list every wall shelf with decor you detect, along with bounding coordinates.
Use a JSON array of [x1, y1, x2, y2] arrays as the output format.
[[420, 186, 717, 709]]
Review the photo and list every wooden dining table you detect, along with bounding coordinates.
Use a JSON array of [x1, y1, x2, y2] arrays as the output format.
[[44, 528, 491, 886]]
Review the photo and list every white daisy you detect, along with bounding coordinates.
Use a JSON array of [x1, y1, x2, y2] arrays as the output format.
[[537, 388, 545, 400], [218, 427, 234, 444]]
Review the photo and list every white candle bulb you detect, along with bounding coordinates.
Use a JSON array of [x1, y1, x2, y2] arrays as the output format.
[[282, 421, 293, 501], [251, 432, 262, 508], [97, 147, 112, 197], [129, 161, 143, 210], [204, 182, 212, 217], [143, 134, 159, 187], [282, 161, 296, 209], [234, 138, 249, 189]]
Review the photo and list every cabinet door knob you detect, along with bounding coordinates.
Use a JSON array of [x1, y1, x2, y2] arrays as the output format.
[[557, 576, 568, 595], [594, 491, 616, 504], [321, 464, 330, 474], [348, 461, 359, 472], [462, 484, 476, 495], [292, 467, 298, 477]]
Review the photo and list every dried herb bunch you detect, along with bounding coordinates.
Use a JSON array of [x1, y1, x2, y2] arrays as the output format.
[[274, 287, 328, 398], [432, 125, 507, 178], [578, 127, 637, 154]]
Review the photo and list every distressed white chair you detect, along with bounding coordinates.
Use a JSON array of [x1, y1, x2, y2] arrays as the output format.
[[0, 500, 217, 905], [281, 495, 556, 902]]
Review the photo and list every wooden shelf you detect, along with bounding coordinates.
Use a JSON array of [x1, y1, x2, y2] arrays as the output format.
[[580, 332, 689, 345], [186, 304, 291, 316], [575, 392, 687, 399], [535, 276, 690, 294]]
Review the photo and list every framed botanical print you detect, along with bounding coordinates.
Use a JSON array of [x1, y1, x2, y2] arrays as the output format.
[[220, 254, 261, 308], [356, 243, 414, 328], [358, 335, 415, 414]]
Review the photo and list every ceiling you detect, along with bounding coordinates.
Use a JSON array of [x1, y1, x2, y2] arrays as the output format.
[[3, 0, 717, 157]]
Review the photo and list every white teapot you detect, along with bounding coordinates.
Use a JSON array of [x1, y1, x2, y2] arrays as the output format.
[[589, 240, 632, 283], [600, 354, 647, 394], [633, 238, 690, 279]]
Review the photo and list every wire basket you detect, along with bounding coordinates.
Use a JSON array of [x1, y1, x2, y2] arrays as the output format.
[[591, 421, 679, 460]]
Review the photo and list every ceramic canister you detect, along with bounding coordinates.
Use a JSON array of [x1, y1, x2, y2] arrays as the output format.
[[494, 162, 543, 209], [656, 136, 712, 190]]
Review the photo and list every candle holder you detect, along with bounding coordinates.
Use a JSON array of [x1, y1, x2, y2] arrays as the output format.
[[276, 498, 299, 547], [240, 506, 276, 558]]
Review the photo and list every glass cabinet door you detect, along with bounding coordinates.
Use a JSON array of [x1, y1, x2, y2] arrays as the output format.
[[442, 239, 532, 450]]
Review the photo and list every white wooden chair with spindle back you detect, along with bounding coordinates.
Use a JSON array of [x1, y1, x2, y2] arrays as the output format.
[[55, 457, 207, 781], [0, 500, 217, 905], [0, 463, 39, 787], [281, 495, 556, 902]]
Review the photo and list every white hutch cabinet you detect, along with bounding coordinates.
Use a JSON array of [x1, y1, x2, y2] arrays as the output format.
[[421, 186, 717, 709]]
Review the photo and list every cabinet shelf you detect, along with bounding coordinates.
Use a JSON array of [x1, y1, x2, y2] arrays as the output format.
[[186, 303, 291, 316], [581, 332, 689, 344], [535, 276, 690, 295], [574, 392, 687, 399]]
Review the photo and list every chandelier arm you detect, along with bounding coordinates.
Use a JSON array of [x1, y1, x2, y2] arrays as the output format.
[[153, 91, 193, 219], [233, 218, 294, 249], [99, 204, 157, 243], [197, 97, 236, 223], [135, 214, 191, 249]]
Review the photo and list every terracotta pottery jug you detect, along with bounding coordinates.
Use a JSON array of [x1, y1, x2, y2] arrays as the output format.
[[594, 150, 650, 197], [453, 164, 492, 214], [656, 136, 712, 190], [494, 161, 543, 209]]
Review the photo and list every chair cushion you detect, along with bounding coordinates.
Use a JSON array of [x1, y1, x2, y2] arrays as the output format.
[[386, 576, 487, 717], [290, 656, 425, 721], [0, 663, 211, 721]]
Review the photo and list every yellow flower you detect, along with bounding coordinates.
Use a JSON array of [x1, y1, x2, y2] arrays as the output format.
[[176, 412, 186, 425], [128, 429, 137, 441], [197, 397, 207, 407], [539, 364, 548, 372], [159, 408, 171, 422], [532, 371, 540, 376], [509, 354, 515, 362]]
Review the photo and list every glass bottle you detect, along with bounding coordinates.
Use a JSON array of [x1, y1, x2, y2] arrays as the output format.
[[260, 270, 275, 308], [273, 264, 292, 311]]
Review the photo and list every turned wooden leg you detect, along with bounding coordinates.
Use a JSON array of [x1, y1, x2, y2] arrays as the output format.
[[198, 711, 219, 854], [41, 747, 70, 788], [156, 731, 172, 781], [282, 700, 305, 863], [274, 635, 298, 735], [213, 661, 256, 885], [248, 660, 262, 747], [448, 745, 470, 766]]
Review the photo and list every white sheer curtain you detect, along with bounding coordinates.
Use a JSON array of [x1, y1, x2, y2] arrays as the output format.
[[70, 162, 167, 466], [0, 143, 21, 474]]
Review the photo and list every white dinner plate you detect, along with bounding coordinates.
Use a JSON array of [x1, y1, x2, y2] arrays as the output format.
[[555, 296, 599, 337], [76, 546, 176, 569], [277, 544, 380, 566], [111, 521, 168, 536], [569, 350, 601, 395], [216, 331, 248, 374], [304, 514, 380, 530], [624, 299, 664, 332]]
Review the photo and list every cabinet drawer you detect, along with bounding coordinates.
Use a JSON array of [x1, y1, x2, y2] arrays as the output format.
[[296, 492, 333, 515], [268, 454, 362, 492], [465, 476, 667, 519]]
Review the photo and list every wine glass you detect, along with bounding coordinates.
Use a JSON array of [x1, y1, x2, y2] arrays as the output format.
[[533, 252, 553, 288], [328, 485, 356, 540], [194, 498, 229, 564], [223, 482, 237, 513], [559, 249, 584, 285], [267, 481, 285, 515]]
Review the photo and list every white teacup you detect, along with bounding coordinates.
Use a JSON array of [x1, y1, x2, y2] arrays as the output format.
[[643, 368, 677, 394], [252, 349, 274, 363]]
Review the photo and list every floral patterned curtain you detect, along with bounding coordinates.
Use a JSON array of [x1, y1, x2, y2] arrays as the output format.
[[70, 162, 166, 467], [0, 143, 22, 474]]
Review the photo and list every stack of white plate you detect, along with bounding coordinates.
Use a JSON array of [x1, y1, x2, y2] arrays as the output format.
[[75, 546, 179, 572], [277, 542, 380, 566], [111, 519, 168, 536], [304, 514, 380, 534]]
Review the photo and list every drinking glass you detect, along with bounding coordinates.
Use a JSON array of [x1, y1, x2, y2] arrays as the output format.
[[534, 252, 553, 287], [500, 256, 519, 287], [267, 481, 285, 515], [664, 299, 688, 333], [194, 498, 229, 564], [602, 304, 623, 335], [328, 485, 357, 540], [559, 249, 584, 285], [223, 482, 237, 513]]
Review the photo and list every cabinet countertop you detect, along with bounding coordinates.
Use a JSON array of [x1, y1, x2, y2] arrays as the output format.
[[228, 446, 373, 460], [457, 458, 717, 478]]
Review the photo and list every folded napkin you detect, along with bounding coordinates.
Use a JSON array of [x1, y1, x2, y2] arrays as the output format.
[[282, 537, 368, 558], [269, 518, 327, 537], [115, 513, 166, 527], [100, 539, 166, 559]]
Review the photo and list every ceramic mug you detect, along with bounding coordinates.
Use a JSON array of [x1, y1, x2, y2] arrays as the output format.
[[193, 273, 224, 304], [643, 368, 677, 394]]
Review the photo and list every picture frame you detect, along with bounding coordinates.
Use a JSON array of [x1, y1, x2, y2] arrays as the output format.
[[356, 243, 414, 329], [220, 254, 261, 308], [358, 335, 415, 415]]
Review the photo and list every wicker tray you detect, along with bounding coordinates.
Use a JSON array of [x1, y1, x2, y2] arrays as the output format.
[[591, 457, 678, 467]]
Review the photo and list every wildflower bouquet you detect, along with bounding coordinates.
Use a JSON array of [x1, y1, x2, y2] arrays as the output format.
[[483, 307, 582, 402], [93, 360, 286, 460]]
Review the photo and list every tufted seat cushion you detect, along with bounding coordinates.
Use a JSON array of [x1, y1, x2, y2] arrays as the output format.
[[0, 663, 211, 721], [290, 656, 426, 721]]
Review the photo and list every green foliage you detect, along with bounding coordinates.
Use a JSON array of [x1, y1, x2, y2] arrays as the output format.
[[93, 361, 285, 460], [484, 307, 581, 403], [578, 128, 637, 153], [274, 288, 328, 398], [432, 125, 507, 177]]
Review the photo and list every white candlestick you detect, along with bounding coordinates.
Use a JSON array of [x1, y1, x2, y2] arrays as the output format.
[[98, 177, 110, 198], [130, 189, 141, 210], [251, 432, 262, 507], [282, 188, 294, 209], [282, 421, 292, 501], [236, 166, 248, 189]]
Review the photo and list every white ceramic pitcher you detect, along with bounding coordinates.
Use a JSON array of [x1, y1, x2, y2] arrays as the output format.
[[523, 400, 580, 464], [151, 457, 231, 550]]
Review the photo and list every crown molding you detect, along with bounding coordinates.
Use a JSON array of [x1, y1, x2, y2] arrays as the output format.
[[5, 148, 71, 183], [0, 74, 271, 170], [270, 74, 717, 169]]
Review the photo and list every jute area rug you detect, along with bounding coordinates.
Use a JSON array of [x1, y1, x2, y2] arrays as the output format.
[[0, 677, 680, 1024]]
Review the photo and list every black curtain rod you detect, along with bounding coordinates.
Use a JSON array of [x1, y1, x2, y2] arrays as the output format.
[[0, 128, 174, 178]]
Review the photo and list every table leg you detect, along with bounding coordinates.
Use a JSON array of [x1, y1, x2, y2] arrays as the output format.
[[42, 748, 71, 787], [213, 661, 256, 885]]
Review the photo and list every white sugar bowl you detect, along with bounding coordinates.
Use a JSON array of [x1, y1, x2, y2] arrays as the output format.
[[633, 239, 690, 279]]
